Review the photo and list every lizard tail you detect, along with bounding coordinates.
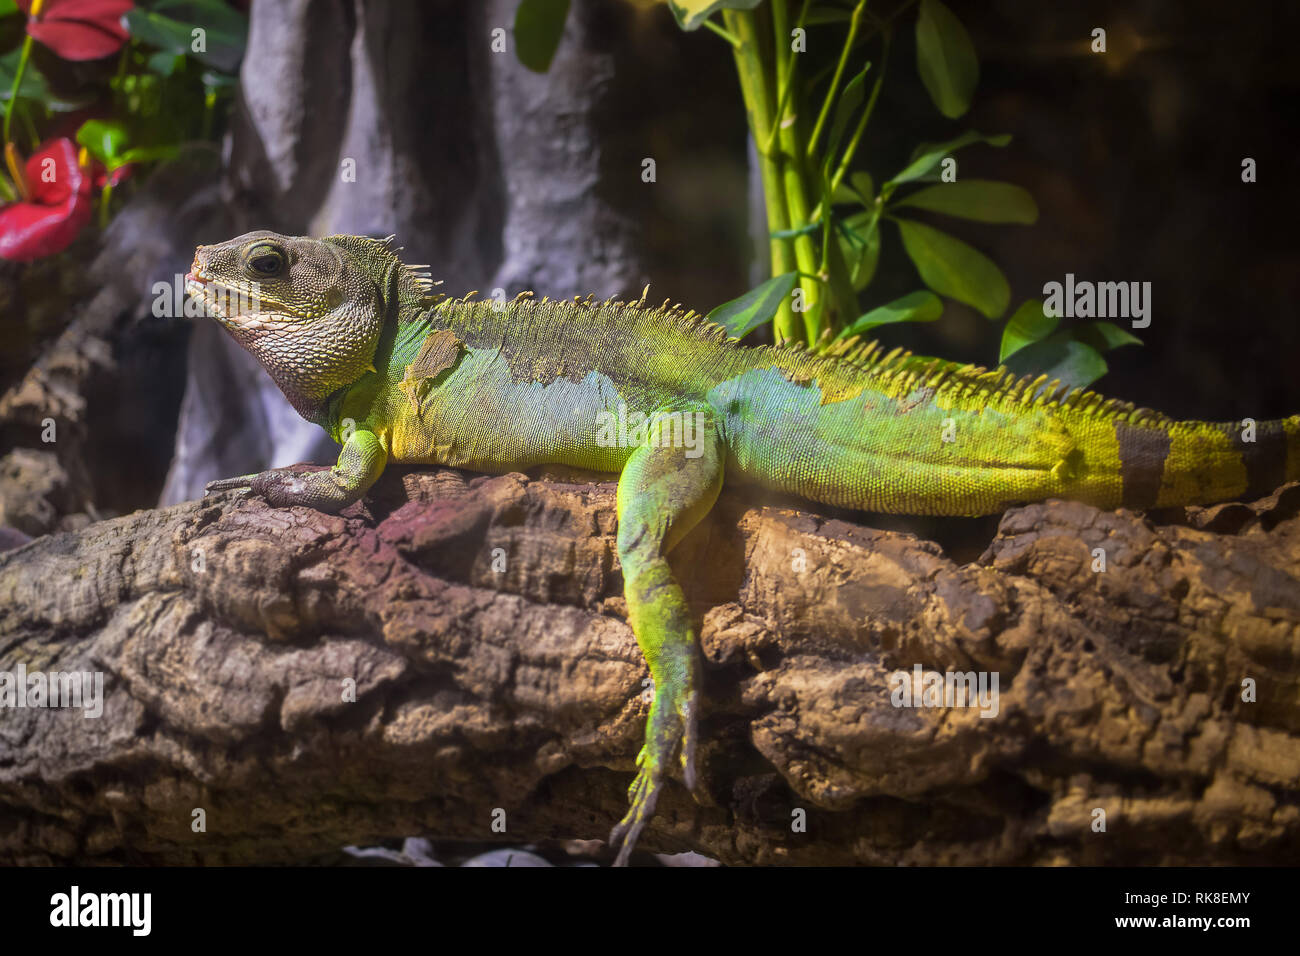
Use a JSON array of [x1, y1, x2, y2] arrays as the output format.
[[1109, 413, 1300, 510]]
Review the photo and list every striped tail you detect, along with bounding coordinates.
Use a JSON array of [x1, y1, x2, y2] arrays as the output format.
[[1112, 414, 1300, 510]]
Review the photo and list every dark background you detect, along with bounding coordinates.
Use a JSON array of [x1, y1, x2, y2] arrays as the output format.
[[609, 0, 1300, 423]]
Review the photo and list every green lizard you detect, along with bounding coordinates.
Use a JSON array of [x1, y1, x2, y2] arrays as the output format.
[[189, 230, 1300, 864]]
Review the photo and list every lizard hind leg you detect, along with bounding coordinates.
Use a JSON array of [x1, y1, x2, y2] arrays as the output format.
[[608, 404, 724, 866]]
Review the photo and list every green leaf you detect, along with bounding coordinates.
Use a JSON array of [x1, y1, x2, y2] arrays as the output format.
[[838, 210, 881, 291], [1002, 338, 1108, 390], [146, 50, 185, 75], [1072, 321, 1143, 352], [0, 47, 49, 102], [831, 171, 875, 208], [514, 0, 570, 73], [915, 0, 978, 119], [1001, 319, 1138, 384], [707, 271, 799, 338], [116, 143, 181, 166], [850, 171, 874, 204], [886, 131, 1011, 188], [0, 0, 18, 16], [126, 1, 248, 74], [999, 299, 1057, 362], [664, 0, 763, 31], [895, 218, 1010, 319], [152, 0, 248, 35], [76, 119, 129, 164], [841, 291, 943, 338], [896, 179, 1037, 224], [831, 181, 862, 206], [825, 63, 870, 164]]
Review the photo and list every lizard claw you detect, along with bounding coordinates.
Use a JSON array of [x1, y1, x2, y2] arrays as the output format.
[[607, 682, 700, 866], [609, 757, 663, 868], [204, 473, 258, 495]]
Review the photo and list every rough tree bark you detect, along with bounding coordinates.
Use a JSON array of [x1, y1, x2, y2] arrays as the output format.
[[2, 471, 1298, 865]]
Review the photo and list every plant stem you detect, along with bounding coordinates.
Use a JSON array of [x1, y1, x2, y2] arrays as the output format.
[[724, 7, 800, 343], [99, 181, 113, 229], [3, 34, 34, 145], [702, 18, 741, 47], [860, 0, 919, 42], [17, 102, 39, 151], [827, 27, 890, 196], [3, 141, 29, 201], [806, 0, 866, 161], [760, 0, 811, 156], [769, 0, 829, 343], [202, 89, 216, 141]]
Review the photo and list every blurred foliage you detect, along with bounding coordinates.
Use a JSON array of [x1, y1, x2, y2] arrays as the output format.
[[516, 0, 1141, 387], [0, 0, 244, 257]]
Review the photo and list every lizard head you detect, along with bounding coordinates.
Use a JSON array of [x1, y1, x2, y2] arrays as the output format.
[[187, 230, 436, 420]]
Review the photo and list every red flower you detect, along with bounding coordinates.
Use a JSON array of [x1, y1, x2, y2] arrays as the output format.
[[18, 0, 133, 62], [0, 138, 93, 261]]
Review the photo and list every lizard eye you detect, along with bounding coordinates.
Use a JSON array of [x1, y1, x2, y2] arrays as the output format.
[[246, 245, 286, 278]]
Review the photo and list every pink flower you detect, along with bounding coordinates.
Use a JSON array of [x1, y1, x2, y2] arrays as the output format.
[[0, 138, 93, 261], [18, 0, 133, 62]]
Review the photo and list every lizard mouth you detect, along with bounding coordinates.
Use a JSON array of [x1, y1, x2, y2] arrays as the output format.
[[184, 268, 230, 320], [184, 268, 275, 330]]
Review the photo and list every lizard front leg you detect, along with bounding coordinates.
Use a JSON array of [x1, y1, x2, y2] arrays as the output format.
[[608, 404, 724, 866], [204, 428, 387, 513]]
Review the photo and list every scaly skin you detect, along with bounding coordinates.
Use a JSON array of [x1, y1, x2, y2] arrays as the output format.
[[190, 230, 1300, 863]]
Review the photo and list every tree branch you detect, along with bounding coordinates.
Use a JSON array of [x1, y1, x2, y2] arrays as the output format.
[[2, 469, 1298, 864]]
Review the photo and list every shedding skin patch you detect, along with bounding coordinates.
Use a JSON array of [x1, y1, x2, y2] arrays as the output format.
[[399, 328, 464, 414]]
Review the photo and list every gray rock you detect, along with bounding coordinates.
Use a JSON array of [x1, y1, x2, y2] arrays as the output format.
[[461, 848, 553, 868]]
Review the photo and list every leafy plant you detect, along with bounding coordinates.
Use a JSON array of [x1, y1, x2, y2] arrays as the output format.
[[0, 0, 245, 259], [515, 0, 1138, 388], [999, 300, 1142, 389]]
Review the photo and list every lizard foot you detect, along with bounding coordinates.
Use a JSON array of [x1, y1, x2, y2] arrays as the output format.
[[608, 680, 699, 866], [205, 466, 337, 509], [204, 473, 258, 495]]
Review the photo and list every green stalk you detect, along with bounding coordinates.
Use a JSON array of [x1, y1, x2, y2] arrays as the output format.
[[761, 0, 811, 156], [702, 18, 741, 47], [827, 28, 890, 196], [203, 89, 216, 141], [817, 171, 859, 334], [2, 33, 34, 145], [723, 8, 799, 343], [17, 102, 39, 151], [806, 0, 867, 160], [769, 0, 827, 343], [99, 181, 113, 229]]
